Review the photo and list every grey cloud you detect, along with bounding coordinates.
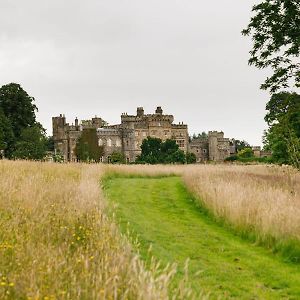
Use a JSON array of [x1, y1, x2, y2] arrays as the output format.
[[0, 0, 270, 145]]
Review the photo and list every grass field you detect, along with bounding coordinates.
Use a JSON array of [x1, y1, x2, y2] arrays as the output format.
[[107, 164, 300, 260], [104, 175, 300, 299], [1, 160, 300, 299], [0, 161, 191, 300]]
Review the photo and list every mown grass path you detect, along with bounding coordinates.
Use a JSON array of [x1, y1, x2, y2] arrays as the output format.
[[104, 176, 300, 299]]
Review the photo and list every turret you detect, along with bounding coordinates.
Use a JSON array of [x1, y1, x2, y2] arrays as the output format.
[[155, 106, 163, 115], [137, 107, 144, 117], [75, 117, 79, 130]]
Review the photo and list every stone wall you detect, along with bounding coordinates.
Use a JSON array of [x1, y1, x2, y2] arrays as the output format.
[[53, 107, 231, 163]]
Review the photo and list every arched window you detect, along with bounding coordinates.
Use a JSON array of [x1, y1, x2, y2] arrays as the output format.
[[116, 139, 121, 147], [98, 138, 103, 146], [107, 138, 112, 147]]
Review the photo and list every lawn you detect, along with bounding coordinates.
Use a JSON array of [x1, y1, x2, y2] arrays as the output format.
[[104, 176, 300, 299]]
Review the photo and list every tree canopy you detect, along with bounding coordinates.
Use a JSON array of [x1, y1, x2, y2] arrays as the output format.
[[0, 108, 14, 154], [242, 0, 300, 92], [263, 92, 300, 167], [12, 124, 48, 160], [0, 83, 48, 159], [137, 137, 190, 164], [0, 83, 37, 138]]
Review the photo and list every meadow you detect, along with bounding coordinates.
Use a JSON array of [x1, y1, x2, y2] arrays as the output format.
[[0, 160, 299, 299]]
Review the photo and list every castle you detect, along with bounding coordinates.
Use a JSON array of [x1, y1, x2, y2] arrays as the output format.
[[52, 106, 232, 163]]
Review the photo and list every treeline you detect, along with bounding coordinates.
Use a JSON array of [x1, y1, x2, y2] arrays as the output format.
[[0, 83, 52, 159]]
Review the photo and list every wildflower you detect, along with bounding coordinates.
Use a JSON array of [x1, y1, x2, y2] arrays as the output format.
[[9, 282, 14, 287], [0, 282, 6, 286]]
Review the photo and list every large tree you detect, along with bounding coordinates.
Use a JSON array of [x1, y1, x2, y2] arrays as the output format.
[[0, 108, 14, 155], [12, 124, 48, 160], [263, 92, 300, 167], [0, 83, 37, 138], [242, 0, 300, 92]]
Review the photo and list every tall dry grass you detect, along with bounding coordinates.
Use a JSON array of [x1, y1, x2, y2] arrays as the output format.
[[106, 163, 300, 257], [0, 161, 195, 299]]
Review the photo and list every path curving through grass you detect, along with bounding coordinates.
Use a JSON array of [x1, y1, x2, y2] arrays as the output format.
[[104, 176, 300, 299]]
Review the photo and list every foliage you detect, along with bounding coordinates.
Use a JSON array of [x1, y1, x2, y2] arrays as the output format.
[[0, 83, 37, 138], [75, 128, 104, 162], [46, 136, 54, 152], [242, 0, 300, 92], [11, 124, 48, 160], [186, 152, 197, 164], [137, 137, 186, 164], [0, 83, 47, 159], [230, 139, 250, 152], [225, 155, 238, 162], [237, 147, 254, 159], [110, 151, 125, 164], [263, 92, 300, 168], [192, 132, 208, 140], [0, 108, 14, 154]]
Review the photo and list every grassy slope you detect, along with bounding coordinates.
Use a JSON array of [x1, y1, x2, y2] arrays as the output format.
[[104, 176, 300, 299]]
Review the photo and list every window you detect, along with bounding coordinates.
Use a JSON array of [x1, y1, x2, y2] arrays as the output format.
[[98, 139, 103, 146], [176, 140, 185, 148], [203, 149, 207, 153], [116, 139, 121, 147], [164, 130, 169, 136], [135, 131, 139, 137], [143, 132, 147, 137], [107, 138, 112, 147]]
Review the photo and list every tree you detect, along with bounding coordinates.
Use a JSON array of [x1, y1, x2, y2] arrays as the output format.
[[242, 0, 300, 92], [237, 147, 254, 159], [0, 83, 37, 138], [186, 152, 197, 164], [231, 139, 250, 152], [192, 132, 208, 140], [12, 124, 47, 160], [137, 137, 186, 164], [138, 137, 162, 164], [263, 92, 300, 167], [110, 151, 125, 164], [0, 108, 14, 156], [75, 128, 104, 162]]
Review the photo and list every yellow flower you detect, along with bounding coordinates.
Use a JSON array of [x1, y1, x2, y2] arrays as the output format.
[[0, 282, 6, 286], [9, 282, 14, 287]]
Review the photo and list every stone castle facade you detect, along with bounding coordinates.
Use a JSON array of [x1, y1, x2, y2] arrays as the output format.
[[52, 106, 232, 163]]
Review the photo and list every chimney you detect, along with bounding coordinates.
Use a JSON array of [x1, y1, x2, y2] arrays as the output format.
[[155, 106, 163, 115]]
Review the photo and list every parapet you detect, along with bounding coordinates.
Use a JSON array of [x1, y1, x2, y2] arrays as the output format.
[[171, 123, 188, 129]]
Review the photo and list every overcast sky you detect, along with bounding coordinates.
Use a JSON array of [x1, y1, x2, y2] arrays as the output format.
[[1, 0, 274, 145]]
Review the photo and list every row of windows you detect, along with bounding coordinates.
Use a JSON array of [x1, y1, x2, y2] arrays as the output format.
[[98, 138, 121, 147], [134, 130, 184, 137], [176, 140, 185, 148]]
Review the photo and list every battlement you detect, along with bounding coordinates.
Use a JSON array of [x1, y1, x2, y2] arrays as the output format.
[[208, 131, 224, 139], [172, 123, 188, 129], [52, 106, 231, 163]]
